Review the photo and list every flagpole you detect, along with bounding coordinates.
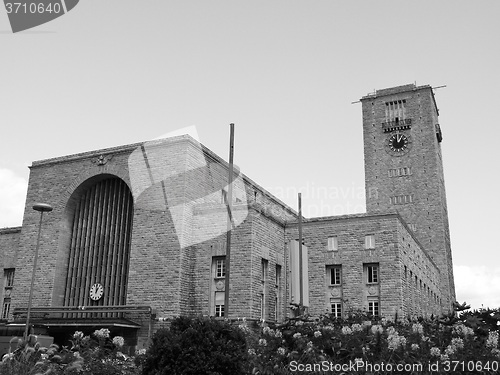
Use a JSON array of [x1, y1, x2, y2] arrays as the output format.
[[224, 123, 235, 319], [298, 193, 303, 316]]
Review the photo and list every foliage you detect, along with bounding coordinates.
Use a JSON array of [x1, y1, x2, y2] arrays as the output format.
[[244, 306, 500, 375], [2, 304, 499, 374], [141, 316, 248, 375], [0, 329, 139, 375]]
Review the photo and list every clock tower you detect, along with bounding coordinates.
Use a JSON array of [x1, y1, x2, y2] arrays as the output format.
[[360, 84, 456, 312]]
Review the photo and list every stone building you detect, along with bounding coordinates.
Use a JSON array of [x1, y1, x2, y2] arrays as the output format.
[[0, 84, 455, 350]]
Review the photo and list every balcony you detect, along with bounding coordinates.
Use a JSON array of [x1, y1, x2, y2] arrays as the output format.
[[382, 118, 412, 133]]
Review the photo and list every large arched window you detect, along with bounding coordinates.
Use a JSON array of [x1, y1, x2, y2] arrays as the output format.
[[63, 177, 133, 311]]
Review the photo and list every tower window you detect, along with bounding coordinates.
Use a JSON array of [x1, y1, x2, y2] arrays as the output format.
[[388, 167, 412, 177], [390, 194, 414, 205]]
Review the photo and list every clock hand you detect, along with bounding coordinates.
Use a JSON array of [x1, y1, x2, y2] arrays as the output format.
[[396, 133, 402, 144]]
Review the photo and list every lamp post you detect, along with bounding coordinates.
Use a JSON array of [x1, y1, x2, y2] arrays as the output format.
[[24, 203, 53, 342]]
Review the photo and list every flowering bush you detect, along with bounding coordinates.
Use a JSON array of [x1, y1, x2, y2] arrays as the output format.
[[244, 307, 500, 375], [0, 329, 138, 375]]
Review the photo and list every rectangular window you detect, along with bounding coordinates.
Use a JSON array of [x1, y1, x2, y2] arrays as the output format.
[[261, 259, 268, 281], [261, 259, 268, 319], [327, 236, 338, 251], [214, 291, 225, 317], [4, 269, 14, 287], [327, 266, 342, 285], [275, 265, 282, 321], [368, 299, 379, 316], [388, 167, 412, 177], [364, 235, 375, 249], [215, 258, 225, 278], [366, 264, 379, 284], [390, 194, 414, 205], [330, 299, 342, 318], [1, 299, 10, 320], [385, 99, 406, 122]]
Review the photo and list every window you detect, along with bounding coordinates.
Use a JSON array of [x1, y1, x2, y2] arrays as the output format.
[[275, 265, 282, 322], [4, 269, 14, 288], [2, 269, 14, 320], [390, 194, 414, 205], [261, 259, 268, 319], [364, 235, 375, 249], [1, 300, 10, 320], [215, 258, 225, 278], [368, 298, 379, 316], [385, 100, 406, 122], [330, 299, 342, 318], [388, 167, 412, 177], [327, 236, 338, 251], [214, 291, 225, 317], [327, 266, 342, 285], [366, 264, 379, 284]]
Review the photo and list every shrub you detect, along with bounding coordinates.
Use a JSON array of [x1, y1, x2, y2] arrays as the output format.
[[142, 316, 248, 375]]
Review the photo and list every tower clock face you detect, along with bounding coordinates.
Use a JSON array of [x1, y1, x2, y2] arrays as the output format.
[[89, 283, 104, 301], [385, 133, 411, 156]]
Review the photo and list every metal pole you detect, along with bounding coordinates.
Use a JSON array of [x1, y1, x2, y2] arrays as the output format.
[[224, 123, 234, 319], [24, 203, 52, 342], [298, 193, 303, 315]]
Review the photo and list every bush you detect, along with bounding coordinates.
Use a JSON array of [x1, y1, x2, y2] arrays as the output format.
[[244, 308, 500, 375], [142, 316, 248, 375]]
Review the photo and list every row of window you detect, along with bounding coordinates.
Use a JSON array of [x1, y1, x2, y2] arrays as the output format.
[[327, 264, 379, 286], [390, 194, 414, 205], [330, 298, 379, 317], [388, 167, 412, 177], [213, 258, 282, 321], [327, 235, 375, 251], [385, 99, 407, 122]]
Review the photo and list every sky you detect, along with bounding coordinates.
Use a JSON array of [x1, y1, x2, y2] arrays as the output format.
[[0, 1, 499, 310]]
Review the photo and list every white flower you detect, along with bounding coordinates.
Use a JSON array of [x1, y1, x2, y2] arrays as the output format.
[[341, 326, 352, 335], [93, 328, 110, 339], [275, 330, 283, 338], [135, 349, 146, 356], [258, 338, 267, 346], [430, 347, 441, 357], [370, 325, 383, 335], [450, 337, 464, 350], [112, 336, 125, 348], [293, 332, 302, 339], [486, 331, 499, 349], [248, 348, 256, 355], [277, 347, 286, 355], [72, 331, 84, 340], [314, 330, 322, 338], [444, 345, 455, 356], [411, 343, 420, 351], [452, 324, 474, 337]]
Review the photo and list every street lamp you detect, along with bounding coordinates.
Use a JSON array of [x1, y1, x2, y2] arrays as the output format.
[[24, 203, 53, 342]]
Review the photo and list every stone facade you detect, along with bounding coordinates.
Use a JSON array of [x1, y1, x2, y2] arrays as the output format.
[[0, 83, 455, 350], [361, 84, 455, 311]]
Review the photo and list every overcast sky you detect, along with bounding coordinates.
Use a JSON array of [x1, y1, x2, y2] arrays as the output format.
[[1, 1, 499, 310]]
